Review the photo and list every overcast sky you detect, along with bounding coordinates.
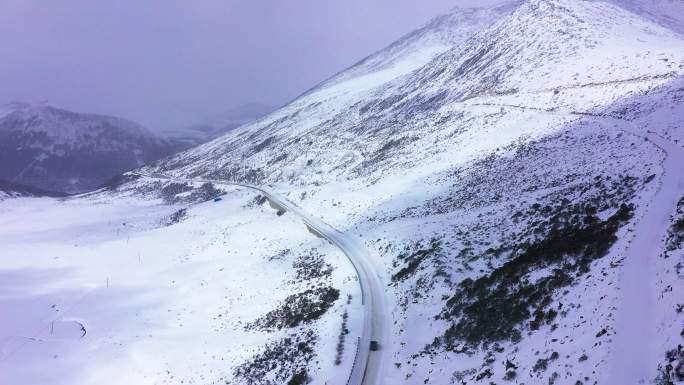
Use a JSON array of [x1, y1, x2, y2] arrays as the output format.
[[0, 0, 503, 130]]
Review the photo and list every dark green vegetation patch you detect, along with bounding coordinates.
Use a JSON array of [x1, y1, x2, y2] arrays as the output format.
[[248, 287, 339, 331], [435, 201, 634, 348], [392, 238, 443, 283], [233, 331, 316, 385], [665, 195, 684, 254]]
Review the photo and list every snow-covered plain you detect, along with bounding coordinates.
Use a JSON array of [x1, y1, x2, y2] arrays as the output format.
[[3, 0, 684, 384], [0, 191, 360, 385]]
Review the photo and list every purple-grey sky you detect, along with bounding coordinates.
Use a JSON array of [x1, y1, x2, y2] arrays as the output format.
[[0, 0, 503, 130]]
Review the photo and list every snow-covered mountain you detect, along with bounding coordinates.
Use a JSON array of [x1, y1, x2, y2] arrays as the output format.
[[608, 0, 684, 34], [3, 1, 684, 385], [129, 0, 684, 383], [146, 0, 683, 186], [0, 102, 177, 194], [318, 2, 522, 92]]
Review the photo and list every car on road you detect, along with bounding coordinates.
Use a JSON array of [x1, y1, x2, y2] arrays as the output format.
[[370, 340, 379, 351]]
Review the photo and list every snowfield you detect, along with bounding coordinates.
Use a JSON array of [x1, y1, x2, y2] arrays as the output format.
[[0, 192, 360, 385], [3, 0, 684, 384]]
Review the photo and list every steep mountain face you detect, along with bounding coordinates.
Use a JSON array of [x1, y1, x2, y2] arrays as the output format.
[[0, 103, 176, 194], [112, 1, 684, 384]]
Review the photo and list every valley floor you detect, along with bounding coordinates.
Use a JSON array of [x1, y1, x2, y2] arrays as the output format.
[[0, 192, 360, 385]]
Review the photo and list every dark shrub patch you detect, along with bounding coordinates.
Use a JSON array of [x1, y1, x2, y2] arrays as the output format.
[[186, 182, 223, 203], [665, 195, 684, 253], [251, 194, 268, 206], [160, 182, 224, 204], [291, 250, 334, 283], [504, 370, 517, 380], [656, 345, 684, 384], [267, 153, 288, 166], [533, 358, 549, 372], [287, 369, 308, 385], [248, 287, 340, 331], [161, 182, 192, 203], [166, 208, 187, 225], [392, 238, 442, 283], [436, 203, 634, 348], [252, 136, 275, 154], [234, 331, 316, 385]]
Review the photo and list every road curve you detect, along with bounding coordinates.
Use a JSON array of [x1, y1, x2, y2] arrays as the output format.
[[145, 173, 388, 385]]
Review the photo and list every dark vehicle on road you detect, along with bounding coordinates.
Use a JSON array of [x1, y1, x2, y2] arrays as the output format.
[[370, 340, 379, 351]]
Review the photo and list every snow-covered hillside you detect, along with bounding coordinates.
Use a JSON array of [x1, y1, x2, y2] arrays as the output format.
[[609, 0, 684, 34], [0, 103, 176, 194], [319, 2, 521, 91], [4, 0, 684, 384], [127, 0, 684, 383]]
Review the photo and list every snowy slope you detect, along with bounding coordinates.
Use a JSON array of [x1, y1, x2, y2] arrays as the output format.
[[127, 1, 684, 384], [0, 103, 176, 194], [319, 2, 521, 90], [147, 0, 684, 189], [6, 1, 684, 384]]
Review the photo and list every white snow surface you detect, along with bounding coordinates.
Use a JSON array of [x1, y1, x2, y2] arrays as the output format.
[[4, 1, 684, 384], [0, 192, 359, 385]]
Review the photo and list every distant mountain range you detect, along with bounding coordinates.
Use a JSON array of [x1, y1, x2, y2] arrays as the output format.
[[0, 102, 272, 194], [0, 102, 176, 194]]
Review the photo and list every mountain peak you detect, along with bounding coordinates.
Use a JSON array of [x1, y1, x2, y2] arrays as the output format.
[[317, 2, 521, 91], [379, 0, 684, 110]]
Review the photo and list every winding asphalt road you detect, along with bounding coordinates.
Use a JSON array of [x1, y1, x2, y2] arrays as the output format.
[[145, 173, 388, 385]]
